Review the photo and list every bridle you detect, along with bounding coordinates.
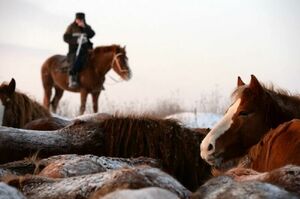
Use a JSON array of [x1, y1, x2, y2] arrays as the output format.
[[107, 52, 129, 84], [111, 53, 128, 73]]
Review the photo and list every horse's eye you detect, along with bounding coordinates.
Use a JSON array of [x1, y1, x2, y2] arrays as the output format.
[[238, 111, 249, 116]]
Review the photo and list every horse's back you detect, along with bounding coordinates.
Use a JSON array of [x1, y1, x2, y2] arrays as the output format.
[[274, 119, 300, 165], [41, 54, 66, 72], [41, 54, 68, 89], [23, 116, 71, 130]]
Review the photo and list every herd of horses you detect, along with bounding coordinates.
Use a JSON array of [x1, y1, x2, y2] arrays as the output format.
[[0, 65, 300, 198]]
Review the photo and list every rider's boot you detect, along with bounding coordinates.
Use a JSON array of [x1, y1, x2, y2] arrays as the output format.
[[68, 73, 79, 88]]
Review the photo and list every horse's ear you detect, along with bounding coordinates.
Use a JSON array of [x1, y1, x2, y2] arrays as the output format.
[[237, 76, 245, 87], [249, 75, 263, 95], [123, 45, 126, 50], [7, 78, 16, 95]]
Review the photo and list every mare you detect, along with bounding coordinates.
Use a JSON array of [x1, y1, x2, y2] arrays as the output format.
[[41, 45, 132, 115], [0, 78, 50, 128], [200, 75, 300, 169]]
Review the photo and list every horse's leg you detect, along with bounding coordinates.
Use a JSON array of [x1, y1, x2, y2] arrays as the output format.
[[91, 91, 101, 113], [80, 90, 88, 115], [51, 86, 64, 113], [41, 71, 53, 110], [43, 87, 52, 110]]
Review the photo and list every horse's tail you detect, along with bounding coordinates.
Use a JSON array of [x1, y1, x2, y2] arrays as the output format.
[[41, 55, 58, 109]]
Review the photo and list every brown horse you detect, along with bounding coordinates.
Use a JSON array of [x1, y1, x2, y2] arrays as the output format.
[[41, 45, 132, 115], [239, 119, 300, 171], [200, 75, 300, 168], [0, 78, 50, 128]]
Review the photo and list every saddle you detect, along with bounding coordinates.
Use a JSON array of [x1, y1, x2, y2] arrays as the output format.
[[56, 50, 93, 73], [56, 56, 71, 73]]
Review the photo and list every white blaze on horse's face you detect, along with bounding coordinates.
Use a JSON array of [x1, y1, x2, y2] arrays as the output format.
[[200, 98, 241, 165], [0, 99, 4, 126]]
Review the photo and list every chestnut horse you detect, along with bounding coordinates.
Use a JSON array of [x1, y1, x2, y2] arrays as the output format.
[[200, 75, 300, 168], [239, 119, 300, 172], [0, 78, 50, 128], [41, 45, 132, 115]]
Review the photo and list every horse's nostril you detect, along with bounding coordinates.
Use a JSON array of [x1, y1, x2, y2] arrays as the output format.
[[208, 144, 214, 151]]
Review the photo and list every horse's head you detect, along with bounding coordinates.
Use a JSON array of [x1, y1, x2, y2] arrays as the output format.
[[0, 78, 16, 126], [200, 75, 273, 168], [111, 46, 132, 80]]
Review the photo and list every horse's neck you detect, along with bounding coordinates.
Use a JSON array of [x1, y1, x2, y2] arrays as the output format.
[[268, 91, 300, 121], [91, 51, 115, 75], [11, 93, 49, 127]]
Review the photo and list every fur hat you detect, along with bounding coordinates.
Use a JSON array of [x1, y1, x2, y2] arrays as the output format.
[[75, 12, 85, 20]]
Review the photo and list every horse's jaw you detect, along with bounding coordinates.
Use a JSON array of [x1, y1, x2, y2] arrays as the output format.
[[203, 151, 224, 166], [208, 156, 240, 172]]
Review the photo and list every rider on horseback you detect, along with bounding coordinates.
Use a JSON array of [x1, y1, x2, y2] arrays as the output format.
[[63, 12, 95, 88]]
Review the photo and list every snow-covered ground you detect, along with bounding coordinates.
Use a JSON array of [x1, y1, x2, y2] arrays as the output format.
[[165, 112, 222, 129]]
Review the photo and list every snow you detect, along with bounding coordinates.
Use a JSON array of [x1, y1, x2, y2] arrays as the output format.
[[165, 112, 222, 128]]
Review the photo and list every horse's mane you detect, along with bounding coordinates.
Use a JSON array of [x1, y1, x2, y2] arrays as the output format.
[[5, 90, 50, 128], [100, 114, 211, 191], [232, 83, 300, 102], [231, 82, 300, 127], [93, 45, 122, 54]]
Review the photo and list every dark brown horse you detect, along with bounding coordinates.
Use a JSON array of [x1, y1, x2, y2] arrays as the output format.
[[0, 78, 50, 128], [0, 115, 211, 191], [41, 45, 132, 115], [200, 75, 300, 169]]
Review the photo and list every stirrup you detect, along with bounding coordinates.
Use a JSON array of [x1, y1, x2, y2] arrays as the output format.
[[68, 76, 79, 88]]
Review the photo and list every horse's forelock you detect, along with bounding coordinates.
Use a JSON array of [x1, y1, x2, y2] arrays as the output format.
[[231, 86, 246, 103], [233, 81, 294, 101]]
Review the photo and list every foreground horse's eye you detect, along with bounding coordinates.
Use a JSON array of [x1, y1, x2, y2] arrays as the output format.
[[238, 111, 249, 116]]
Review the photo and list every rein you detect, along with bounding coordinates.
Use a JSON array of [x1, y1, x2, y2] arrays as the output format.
[[106, 52, 129, 84]]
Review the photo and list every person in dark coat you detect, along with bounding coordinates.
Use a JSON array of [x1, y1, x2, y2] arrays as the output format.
[[63, 12, 95, 88]]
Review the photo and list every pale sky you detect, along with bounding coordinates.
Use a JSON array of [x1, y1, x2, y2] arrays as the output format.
[[0, 0, 300, 113]]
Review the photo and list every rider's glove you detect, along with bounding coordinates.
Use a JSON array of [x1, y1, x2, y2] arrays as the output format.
[[81, 35, 88, 44]]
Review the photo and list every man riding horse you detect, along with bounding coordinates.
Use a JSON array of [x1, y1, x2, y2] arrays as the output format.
[[63, 12, 95, 88]]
